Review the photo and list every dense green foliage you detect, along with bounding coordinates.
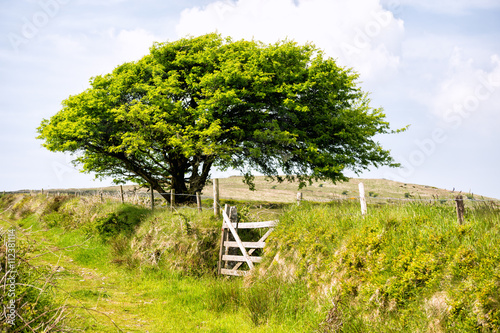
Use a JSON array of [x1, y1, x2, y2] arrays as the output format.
[[37, 33, 400, 202], [88, 205, 147, 241]]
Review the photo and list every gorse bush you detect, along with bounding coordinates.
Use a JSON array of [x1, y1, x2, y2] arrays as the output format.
[[42, 211, 72, 228], [40, 195, 67, 215], [259, 201, 500, 332]]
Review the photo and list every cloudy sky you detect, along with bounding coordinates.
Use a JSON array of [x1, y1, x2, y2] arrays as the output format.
[[1, 0, 499, 198]]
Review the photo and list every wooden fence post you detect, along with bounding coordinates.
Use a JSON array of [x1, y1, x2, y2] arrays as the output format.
[[218, 209, 278, 276], [213, 178, 220, 217], [150, 184, 154, 211], [358, 182, 367, 215], [226, 206, 239, 269], [120, 185, 124, 204], [170, 189, 175, 211], [297, 192, 302, 205], [217, 204, 231, 274], [196, 192, 202, 213], [455, 195, 465, 224]]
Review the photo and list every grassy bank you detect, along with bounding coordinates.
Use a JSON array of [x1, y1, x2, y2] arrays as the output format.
[[262, 201, 500, 332], [1, 193, 499, 332], [0, 194, 319, 331]]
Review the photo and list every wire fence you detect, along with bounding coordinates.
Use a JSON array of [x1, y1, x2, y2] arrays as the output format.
[[3, 183, 499, 213], [4, 189, 499, 202], [2, 183, 498, 230], [302, 196, 499, 203]]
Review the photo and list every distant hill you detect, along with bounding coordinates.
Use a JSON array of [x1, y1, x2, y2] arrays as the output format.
[[201, 176, 493, 203], [23, 177, 495, 203]]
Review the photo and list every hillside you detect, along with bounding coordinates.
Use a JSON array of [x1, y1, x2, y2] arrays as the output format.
[[202, 177, 474, 203], [14, 177, 494, 203]]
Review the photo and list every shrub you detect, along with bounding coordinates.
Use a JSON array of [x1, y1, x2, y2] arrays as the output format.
[[89, 205, 148, 241], [132, 210, 221, 276], [41, 211, 72, 228], [40, 195, 68, 215], [11, 195, 35, 219]]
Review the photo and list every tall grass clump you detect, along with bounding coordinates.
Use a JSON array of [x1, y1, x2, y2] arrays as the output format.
[[0, 227, 69, 332], [131, 208, 221, 275], [207, 278, 243, 313], [206, 276, 322, 329], [243, 277, 321, 328]]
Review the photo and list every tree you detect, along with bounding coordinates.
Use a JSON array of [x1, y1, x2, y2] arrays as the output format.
[[37, 33, 402, 203]]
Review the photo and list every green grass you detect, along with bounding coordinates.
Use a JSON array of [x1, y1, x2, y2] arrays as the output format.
[[1, 219, 271, 331], [1, 193, 499, 332], [0, 194, 319, 331]]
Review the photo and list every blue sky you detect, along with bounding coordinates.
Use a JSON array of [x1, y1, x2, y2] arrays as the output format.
[[1, 0, 499, 198]]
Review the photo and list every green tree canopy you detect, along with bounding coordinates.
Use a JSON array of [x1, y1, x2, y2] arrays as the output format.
[[37, 33, 401, 202]]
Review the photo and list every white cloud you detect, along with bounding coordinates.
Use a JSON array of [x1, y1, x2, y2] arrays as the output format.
[[38, 28, 160, 81], [115, 28, 158, 61], [175, 0, 404, 80], [402, 34, 458, 62], [431, 48, 500, 135], [395, 0, 500, 14]]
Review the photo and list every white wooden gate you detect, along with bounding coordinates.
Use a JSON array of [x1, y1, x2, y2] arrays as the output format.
[[217, 205, 277, 276]]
